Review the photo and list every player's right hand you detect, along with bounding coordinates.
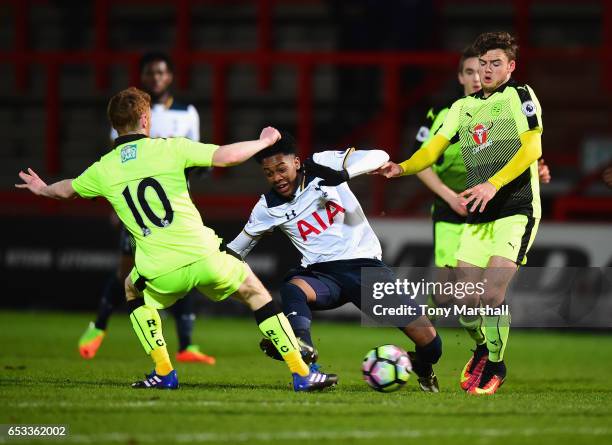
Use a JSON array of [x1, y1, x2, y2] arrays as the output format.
[[259, 126, 281, 146], [371, 161, 404, 178], [16, 168, 47, 195], [446, 194, 468, 217], [460, 181, 497, 213], [538, 159, 551, 183]]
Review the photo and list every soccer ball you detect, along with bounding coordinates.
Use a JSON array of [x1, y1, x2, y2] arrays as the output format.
[[362, 344, 412, 392]]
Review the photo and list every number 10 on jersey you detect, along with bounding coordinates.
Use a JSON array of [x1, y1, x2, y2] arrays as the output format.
[[122, 177, 174, 237]]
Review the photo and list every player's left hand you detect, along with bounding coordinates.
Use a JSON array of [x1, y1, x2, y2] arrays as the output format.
[[16, 168, 47, 195], [538, 159, 551, 183], [459, 182, 497, 213], [259, 126, 281, 146], [304, 158, 349, 186]]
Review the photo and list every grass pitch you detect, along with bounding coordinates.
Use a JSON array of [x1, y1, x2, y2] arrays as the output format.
[[1, 310, 611, 445]]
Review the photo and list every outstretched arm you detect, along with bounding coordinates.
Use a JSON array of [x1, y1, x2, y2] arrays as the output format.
[[16, 168, 77, 200], [212, 126, 281, 167], [344, 149, 390, 177], [226, 230, 261, 259], [305, 149, 390, 186], [227, 196, 274, 258], [375, 134, 451, 178]]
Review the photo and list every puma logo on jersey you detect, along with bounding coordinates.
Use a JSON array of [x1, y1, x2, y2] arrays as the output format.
[[297, 201, 345, 241]]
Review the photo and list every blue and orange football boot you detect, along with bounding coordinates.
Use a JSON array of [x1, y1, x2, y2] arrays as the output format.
[[131, 369, 179, 390], [293, 364, 338, 392]]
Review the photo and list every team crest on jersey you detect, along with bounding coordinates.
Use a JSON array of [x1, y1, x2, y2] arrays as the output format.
[[521, 100, 537, 117], [491, 102, 503, 117], [120, 144, 137, 163], [314, 185, 328, 198], [469, 122, 494, 154]]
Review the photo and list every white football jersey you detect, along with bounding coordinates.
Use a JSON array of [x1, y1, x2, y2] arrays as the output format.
[[235, 149, 382, 267], [111, 99, 200, 140]]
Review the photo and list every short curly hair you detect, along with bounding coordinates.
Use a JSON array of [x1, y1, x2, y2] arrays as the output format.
[[139, 52, 174, 74], [107, 87, 151, 133], [472, 31, 518, 61], [254, 131, 297, 164]]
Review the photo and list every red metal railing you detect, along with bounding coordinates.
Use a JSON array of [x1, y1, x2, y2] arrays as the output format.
[[553, 163, 612, 221], [2, 0, 611, 218]]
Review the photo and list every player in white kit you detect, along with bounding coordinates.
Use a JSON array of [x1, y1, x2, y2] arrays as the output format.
[[110, 54, 199, 141], [227, 133, 443, 391]]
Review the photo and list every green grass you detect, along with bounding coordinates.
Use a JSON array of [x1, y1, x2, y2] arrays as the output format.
[[1, 311, 611, 445]]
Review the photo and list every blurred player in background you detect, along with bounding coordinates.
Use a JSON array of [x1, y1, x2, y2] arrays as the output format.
[[378, 32, 543, 394], [78, 52, 215, 365], [227, 134, 443, 392], [17, 87, 337, 391]]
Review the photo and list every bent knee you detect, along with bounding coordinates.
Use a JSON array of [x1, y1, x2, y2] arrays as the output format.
[[286, 279, 316, 302], [124, 276, 139, 301], [235, 271, 271, 308]]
